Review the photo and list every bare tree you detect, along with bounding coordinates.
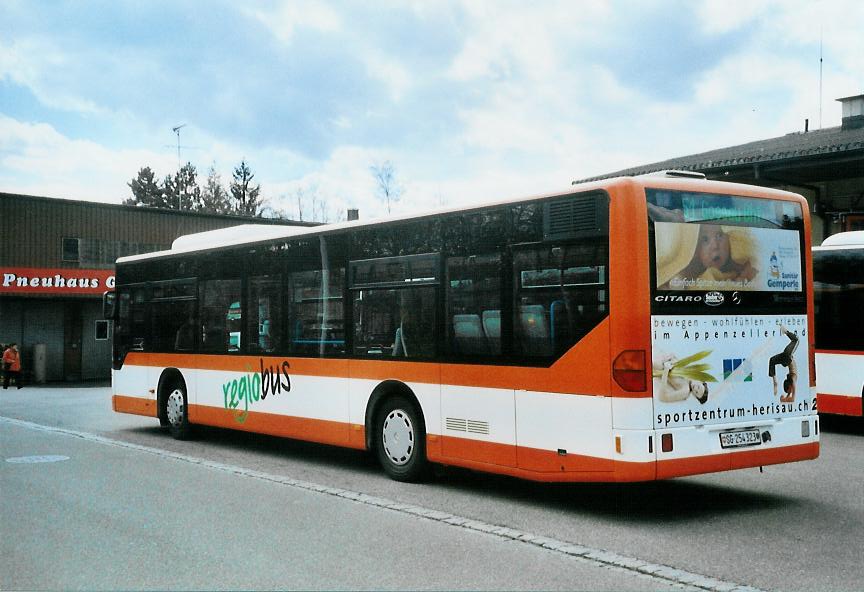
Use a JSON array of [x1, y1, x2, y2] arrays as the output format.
[[370, 160, 402, 214], [295, 188, 305, 221], [291, 183, 337, 222]]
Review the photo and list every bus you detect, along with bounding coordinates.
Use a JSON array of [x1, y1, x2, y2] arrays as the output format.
[[813, 231, 864, 417], [106, 173, 819, 482]]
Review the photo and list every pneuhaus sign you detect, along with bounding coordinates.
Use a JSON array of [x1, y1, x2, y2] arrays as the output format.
[[1, 267, 115, 295]]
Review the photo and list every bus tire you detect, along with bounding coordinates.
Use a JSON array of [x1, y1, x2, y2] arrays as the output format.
[[164, 382, 191, 440], [375, 395, 429, 482]]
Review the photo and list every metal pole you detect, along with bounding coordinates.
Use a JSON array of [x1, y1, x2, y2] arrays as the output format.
[[172, 124, 186, 210]]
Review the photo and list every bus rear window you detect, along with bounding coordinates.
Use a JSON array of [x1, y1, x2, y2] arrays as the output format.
[[647, 190, 804, 293]]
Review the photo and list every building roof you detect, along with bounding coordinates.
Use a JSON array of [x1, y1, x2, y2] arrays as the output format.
[[577, 123, 864, 183], [0, 190, 316, 226]]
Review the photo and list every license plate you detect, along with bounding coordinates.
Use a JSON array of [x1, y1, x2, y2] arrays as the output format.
[[719, 428, 762, 449]]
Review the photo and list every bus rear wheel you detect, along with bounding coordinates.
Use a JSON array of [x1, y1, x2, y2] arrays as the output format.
[[375, 396, 429, 482], [164, 383, 191, 440]]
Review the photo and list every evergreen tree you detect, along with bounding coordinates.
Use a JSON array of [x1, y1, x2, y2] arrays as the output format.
[[175, 162, 202, 211], [200, 165, 231, 214], [230, 159, 262, 216], [161, 163, 201, 211], [125, 166, 166, 208], [161, 172, 179, 210]]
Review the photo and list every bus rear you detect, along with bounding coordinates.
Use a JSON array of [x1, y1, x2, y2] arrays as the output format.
[[644, 182, 819, 477]]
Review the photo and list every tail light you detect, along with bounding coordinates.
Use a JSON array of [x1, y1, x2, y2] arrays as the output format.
[[661, 433, 674, 452], [612, 349, 646, 392]]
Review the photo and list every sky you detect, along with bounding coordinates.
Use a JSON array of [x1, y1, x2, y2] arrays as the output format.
[[1, 0, 862, 222]]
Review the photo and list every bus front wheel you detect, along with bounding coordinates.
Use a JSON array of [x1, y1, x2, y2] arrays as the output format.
[[375, 396, 429, 482], [165, 383, 191, 440]]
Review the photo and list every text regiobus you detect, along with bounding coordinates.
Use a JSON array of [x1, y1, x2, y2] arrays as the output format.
[[105, 174, 819, 482]]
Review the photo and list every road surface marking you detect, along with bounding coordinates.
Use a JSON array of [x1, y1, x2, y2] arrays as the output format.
[[6, 454, 70, 463]]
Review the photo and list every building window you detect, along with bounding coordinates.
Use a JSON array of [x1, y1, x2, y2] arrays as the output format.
[[62, 238, 80, 262], [95, 320, 110, 341]]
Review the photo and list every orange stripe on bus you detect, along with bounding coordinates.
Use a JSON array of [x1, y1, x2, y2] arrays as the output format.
[[120, 398, 818, 483], [112, 395, 158, 417], [817, 393, 863, 417], [516, 443, 614, 473], [439, 435, 517, 467], [439, 319, 613, 396], [120, 318, 634, 398], [656, 442, 819, 479], [188, 404, 365, 450]]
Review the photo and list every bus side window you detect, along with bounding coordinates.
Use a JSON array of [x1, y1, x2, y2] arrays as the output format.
[[247, 275, 282, 354], [114, 287, 148, 357], [200, 279, 242, 353], [446, 253, 502, 357], [350, 254, 439, 359], [513, 244, 608, 357], [353, 287, 435, 358], [288, 269, 346, 357]]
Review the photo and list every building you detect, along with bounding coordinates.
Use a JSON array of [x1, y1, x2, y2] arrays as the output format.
[[0, 193, 311, 382], [578, 93, 864, 245]]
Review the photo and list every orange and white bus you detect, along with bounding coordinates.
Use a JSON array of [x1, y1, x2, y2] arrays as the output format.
[[107, 172, 819, 482], [813, 231, 864, 417]]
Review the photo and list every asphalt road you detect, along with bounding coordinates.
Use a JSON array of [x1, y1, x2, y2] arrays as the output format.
[[2, 385, 862, 591]]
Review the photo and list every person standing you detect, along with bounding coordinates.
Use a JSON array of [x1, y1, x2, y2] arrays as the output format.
[[3, 343, 22, 389]]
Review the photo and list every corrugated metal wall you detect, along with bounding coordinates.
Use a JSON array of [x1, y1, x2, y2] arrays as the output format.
[[1, 192, 309, 382], [0, 192, 306, 268]]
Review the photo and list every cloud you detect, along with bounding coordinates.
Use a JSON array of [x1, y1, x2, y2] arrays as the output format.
[[446, 1, 605, 82], [0, 114, 174, 203], [243, 1, 342, 44], [0, 0, 862, 217], [696, 0, 772, 35], [362, 51, 412, 102], [0, 38, 102, 114]]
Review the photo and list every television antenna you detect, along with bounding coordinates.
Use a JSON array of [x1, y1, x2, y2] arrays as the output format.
[[172, 124, 187, 168], [171, 124, 188, 210]]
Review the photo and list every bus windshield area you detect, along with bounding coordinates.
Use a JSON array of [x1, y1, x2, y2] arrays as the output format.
[[813, 247, 864, 352], [647, 190, 805, 302]]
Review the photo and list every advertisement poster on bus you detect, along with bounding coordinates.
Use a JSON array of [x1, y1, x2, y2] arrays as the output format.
[[653, 223, 802, 293], [651, 314, 813, 429]]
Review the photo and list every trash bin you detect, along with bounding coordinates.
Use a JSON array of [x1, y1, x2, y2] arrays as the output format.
[[33, 343, 46, 384]]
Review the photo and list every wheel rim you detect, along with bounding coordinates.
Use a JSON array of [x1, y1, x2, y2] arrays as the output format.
[[382, 409, 414, 466], [166, 388, 185, 427]]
